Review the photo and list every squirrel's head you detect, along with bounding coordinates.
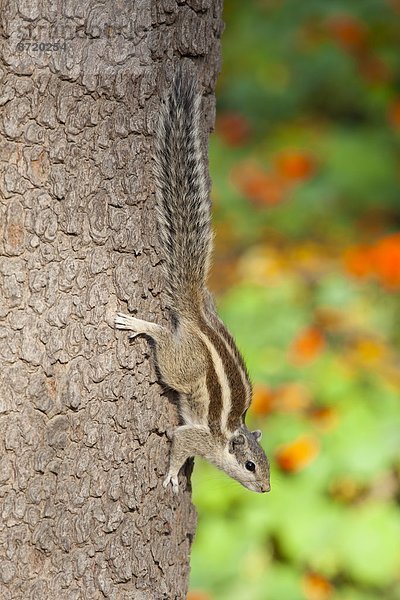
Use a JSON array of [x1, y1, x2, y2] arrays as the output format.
[[216, 428, 271, 493]]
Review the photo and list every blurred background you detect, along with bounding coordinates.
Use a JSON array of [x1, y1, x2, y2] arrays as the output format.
[[188, 1, 400, 599]]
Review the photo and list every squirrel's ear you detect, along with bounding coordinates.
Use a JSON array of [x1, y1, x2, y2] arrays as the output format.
[[229, 433, 245, 453], [252, 430, 262, 441]]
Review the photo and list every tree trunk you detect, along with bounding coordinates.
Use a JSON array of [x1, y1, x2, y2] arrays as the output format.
[[0, 1, 223, 598]]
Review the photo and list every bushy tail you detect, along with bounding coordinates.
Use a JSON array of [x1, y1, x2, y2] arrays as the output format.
[[153, 66, 212, 317]]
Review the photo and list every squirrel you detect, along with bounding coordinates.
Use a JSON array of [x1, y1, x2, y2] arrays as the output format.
[[115, 66, 271, 494]]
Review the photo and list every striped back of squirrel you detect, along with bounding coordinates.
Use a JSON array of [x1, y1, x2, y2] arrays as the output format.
[[153, 67, 212, 317], [200, 298, 252, 433]]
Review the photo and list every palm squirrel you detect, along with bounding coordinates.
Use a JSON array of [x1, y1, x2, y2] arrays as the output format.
[[115, 66, 271, 494]]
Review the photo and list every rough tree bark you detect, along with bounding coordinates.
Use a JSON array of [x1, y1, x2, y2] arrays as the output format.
[[0, 1, 223, 598]]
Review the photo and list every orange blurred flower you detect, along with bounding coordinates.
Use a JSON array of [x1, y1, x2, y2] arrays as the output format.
[[389, 0, 400, 13], [344, 233, 400, 289], [388, 98, 400, 129], [274, 149, 315, 181], [275, 435, 320, 472], [251, 382, 312, 416], [310, 406, 339, 432], [274, 382, 312, 413], [371, 233, 400, 289], [251, 384, 275, 416], [302, 572, 333, 600], [343, 244, 374, 278], [187, 591, 213, 600], [290, 326, 326, 364], [216, 112, 251, 147], [232, 162, 285, 206], [326, 14, 367, 52]]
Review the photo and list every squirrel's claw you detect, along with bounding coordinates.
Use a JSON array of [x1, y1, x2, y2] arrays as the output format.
[[163, 473, 179, 494], [114, 313, 140, 338], [165, 427, 175, 441], [128, 332, 140, 340], [114, 313, 129, 329]]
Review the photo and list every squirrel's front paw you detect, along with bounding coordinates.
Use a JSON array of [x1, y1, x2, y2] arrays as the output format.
[[115, 313, 140, 339], [115, 313, 128, 329], [163, 472, 179, 494], [115, 313, 130, 329]]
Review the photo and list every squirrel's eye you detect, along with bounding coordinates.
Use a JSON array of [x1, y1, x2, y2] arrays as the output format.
[[245, 460, 255, 472]]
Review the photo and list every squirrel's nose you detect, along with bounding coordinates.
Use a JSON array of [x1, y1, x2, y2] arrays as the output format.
[[261, 482, 271, 493]]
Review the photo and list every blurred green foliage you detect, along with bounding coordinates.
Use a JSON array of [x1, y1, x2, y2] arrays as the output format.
[[189, 1, 400, 599]]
